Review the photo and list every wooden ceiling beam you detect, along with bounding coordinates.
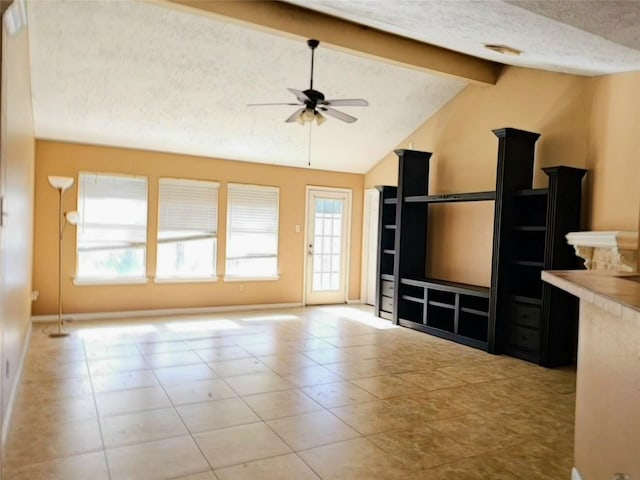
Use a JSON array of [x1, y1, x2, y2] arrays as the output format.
[[161, 0, 501, 85]]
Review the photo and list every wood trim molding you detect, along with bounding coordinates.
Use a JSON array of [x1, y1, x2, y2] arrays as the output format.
[[161, 0, 501, 85]]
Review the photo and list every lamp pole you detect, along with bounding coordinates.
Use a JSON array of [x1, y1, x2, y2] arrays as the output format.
[[47, 176, 76, 338], [50, 185, 69, 338]]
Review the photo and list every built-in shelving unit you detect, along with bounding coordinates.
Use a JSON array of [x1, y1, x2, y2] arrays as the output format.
[[377, 128, 586, 367], [374, 186, 398, 320]]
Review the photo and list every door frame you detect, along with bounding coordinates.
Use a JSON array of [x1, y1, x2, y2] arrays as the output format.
[[303, 185, 352, 306], [361, 188, 379, 305]]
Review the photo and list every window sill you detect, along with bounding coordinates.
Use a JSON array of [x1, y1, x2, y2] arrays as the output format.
[[73, 276, 149, 286], [223, 275, 280, 282], [154, 276, 218, 284]]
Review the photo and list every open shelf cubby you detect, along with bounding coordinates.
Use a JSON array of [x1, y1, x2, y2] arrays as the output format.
[[376, 129, 587, 367]]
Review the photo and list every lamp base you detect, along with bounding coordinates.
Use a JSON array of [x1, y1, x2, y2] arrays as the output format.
[[48, 331, 70, 338]]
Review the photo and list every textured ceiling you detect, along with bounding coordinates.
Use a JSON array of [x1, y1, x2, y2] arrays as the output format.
[[26, 0, 640, 175], [286, 0, 640, 76], [26, 0, 465, 174]]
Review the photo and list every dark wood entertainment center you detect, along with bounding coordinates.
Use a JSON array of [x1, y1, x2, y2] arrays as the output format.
[[374, 128, 586, 367]]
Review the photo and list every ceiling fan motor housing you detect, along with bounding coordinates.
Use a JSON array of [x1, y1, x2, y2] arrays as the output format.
[[302, 89, 325, 109]]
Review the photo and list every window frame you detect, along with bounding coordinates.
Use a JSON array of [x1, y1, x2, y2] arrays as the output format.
[[154, 177, 220, 283], [73, 171, 149, 285], [224, 182, 280, 282]]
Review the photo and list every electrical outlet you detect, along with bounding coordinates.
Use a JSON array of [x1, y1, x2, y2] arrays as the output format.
[[613, 474, 631, 480], [31, 290, 39, 301], [239, 284, 245, 292]]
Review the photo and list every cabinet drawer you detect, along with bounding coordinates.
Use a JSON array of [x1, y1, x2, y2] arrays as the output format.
[[381, 280, 394, 297], [509, 325, 540, 351], [510, 301, 541, 328], [381, 296, 394, 313]]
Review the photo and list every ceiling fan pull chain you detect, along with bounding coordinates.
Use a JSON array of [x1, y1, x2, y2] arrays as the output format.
[[308, 122, 313, 166]]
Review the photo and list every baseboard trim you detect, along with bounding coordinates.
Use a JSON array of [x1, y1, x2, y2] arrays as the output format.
[[31, 302, 304, 323], [1, 321, 32, 448], [346, 299, 363, 304]]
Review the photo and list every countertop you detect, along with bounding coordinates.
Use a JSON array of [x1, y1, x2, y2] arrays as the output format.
[[542, 269, 640, 316]]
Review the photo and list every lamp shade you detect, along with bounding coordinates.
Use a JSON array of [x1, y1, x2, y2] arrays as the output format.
[[48, 176, 74, 191], [65, 211, 79, 225]]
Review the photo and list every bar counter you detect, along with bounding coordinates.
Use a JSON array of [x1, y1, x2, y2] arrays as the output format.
[[542, 270, 640, 480]]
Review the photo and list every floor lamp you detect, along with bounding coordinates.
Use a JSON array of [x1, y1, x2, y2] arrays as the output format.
[[48, 176, 78, 338]]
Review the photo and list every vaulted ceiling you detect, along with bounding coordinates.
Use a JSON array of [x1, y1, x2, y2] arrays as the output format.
[[25, 0, 640, 174]]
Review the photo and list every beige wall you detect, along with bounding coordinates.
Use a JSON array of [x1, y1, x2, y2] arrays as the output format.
[[32, 141, 364, 315], [587, 72, 640, 231], [1, 20, 35, 430], [366, 66, 592, 286]]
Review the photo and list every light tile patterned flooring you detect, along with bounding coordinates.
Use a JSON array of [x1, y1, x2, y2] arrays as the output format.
[[3, 306, 576, 479]]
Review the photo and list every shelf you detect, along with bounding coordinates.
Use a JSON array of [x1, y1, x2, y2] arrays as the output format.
[[401, 277, 490, 297], [513, 225, 546, 232], [383, 198, 397, 205], [428, 300, 455, 310], [380, 273, 394, 281], [384, 224, 396, 230], [398, 319, 488, 350], [404, 191, 496, 204], [383, 249, 396, 255], [513, 188, 549, 197], [461, 307, 489, 317], [402, 295, 425, 304], [512, 295, 542, 305], [512, 260, 544, 267]]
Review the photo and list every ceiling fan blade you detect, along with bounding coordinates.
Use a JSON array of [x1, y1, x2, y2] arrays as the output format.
[[321, 99, 369, 107], [248, 102, 301, 106], [285, 108, 305, 123], [319, 106, 357, 124], [287, 88, 311, 103]]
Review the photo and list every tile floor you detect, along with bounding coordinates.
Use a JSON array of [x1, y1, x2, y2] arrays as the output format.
[[2, 305, 576, 479]]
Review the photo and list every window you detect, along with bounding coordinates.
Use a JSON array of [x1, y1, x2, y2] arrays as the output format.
[[225, 183, 279, 279], [76, 173, 148, 281], [156, 178, 219, 280]]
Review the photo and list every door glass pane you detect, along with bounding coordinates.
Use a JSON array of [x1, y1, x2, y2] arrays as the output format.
[[312, 197, 344, 292]]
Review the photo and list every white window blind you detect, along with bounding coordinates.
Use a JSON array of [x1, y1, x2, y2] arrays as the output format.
[[226, 183, 279, 278], [156, 178, 219, 279], [77, 172, 148, 279]]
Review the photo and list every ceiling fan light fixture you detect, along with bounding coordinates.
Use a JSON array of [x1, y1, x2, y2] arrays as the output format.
[[249, 39, 368, 125], [302, 107, 316, 122]]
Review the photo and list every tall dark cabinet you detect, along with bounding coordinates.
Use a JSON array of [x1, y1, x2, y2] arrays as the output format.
[[498, 165, 586, 366], [380, 128, 586, 367], [374, 186, 397, 320]]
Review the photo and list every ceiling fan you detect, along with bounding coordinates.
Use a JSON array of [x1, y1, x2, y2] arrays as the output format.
[[249, 39, 369, 125]]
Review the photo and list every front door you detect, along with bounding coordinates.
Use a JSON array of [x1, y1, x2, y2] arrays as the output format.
[[305, 188, 351, 305]]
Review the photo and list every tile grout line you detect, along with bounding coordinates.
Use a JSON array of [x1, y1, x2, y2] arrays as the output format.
[[149, 348, 219, 478], [82, 335, 114, 480]]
